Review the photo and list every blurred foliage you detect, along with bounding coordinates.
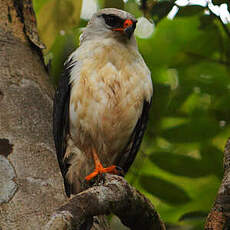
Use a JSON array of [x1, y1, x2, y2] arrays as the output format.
[[35, 0, 82, 50], [33, 0, 230, 229], [104, 0, 124, 9]]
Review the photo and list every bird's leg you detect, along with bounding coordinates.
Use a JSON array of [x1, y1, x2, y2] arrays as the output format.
[[85, 148, 120, 181]]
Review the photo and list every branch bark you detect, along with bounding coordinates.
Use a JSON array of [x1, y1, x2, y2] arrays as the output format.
[[205, 138, 230, 230], [45, 174, 166, 230]]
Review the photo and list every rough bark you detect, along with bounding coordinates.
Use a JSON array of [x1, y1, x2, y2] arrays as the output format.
[[45, 174, 166, 230], [0, 0, 67, 229], [205, 138, 230, 230]]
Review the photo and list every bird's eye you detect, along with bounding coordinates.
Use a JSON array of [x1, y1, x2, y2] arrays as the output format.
[[102, 14, 122, 27]]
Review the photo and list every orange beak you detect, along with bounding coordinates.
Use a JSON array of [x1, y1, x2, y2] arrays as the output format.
[[112, 19, 136, 38]]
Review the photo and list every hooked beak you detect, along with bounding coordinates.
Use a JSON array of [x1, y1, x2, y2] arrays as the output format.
[[124, 24, 136, 39], [112, 19, 136, 39]]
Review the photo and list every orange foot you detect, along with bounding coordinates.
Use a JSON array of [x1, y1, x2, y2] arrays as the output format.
[[85, 148, 120, 181]]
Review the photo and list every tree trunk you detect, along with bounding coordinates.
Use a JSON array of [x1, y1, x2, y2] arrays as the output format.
[[0, 0, 67, 229], [205, 138, 230, 230]]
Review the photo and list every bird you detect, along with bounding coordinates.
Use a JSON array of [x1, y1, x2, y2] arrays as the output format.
[[53, 8, 153, 197]]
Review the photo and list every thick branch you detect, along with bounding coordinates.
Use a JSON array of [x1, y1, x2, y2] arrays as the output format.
[[205, 138, 230, 230], [45, 174, 166, 230]]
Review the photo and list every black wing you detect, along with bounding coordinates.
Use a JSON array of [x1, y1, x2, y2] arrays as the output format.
[[117, 99, 152, 174], [53, 59, 74, 197]]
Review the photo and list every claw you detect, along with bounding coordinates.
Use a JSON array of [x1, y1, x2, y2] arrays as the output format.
[[85, 164, 119, 181], [85, 149, 122, 181]]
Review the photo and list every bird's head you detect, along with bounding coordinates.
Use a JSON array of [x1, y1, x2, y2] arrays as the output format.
[[81, 8, 137, 43]]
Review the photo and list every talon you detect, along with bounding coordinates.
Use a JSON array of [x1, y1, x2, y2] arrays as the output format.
[[85, 149, 122, 181], [85, 171, 99, 181]]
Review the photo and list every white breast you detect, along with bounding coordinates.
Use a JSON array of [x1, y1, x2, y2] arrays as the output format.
[[68, 38, 152, 163]]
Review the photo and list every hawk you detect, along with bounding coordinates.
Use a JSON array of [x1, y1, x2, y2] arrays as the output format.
[[53, 8, 153, 197]]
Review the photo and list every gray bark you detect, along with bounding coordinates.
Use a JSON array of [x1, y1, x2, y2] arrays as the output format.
[[0, 0, 67, 229], [205, 138, 230, 230]]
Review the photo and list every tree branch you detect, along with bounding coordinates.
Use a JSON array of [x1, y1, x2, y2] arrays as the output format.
[[45, 174, 166, 230], [205, 138, 230, 230]]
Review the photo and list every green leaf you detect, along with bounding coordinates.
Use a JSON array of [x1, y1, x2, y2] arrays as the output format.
[[139, 175, 191, 205], [149, 152, 211, 178], [161, 117, 221, 143], [200, 145, 224, 178]]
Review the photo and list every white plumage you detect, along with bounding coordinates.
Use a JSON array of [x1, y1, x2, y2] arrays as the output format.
[[53, 8, 153, 196]]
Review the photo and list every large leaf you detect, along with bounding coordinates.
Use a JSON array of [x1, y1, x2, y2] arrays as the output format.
[[139, 175, 191, 205], [199, 145, 224, 178], [161, 116, 221, 143], [149, 152, 212, 178]]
